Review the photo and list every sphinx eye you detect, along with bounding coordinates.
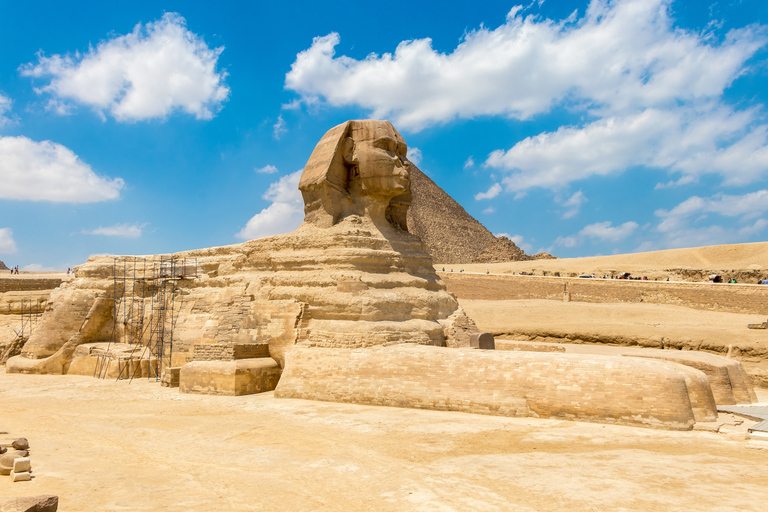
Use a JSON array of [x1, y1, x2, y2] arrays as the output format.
[[397, 144, 407, 158], [374, 138, 394, 151]]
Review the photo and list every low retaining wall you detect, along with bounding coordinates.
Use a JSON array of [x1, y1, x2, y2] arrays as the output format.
[[442, 274, 768, 315], [0, 278, 63, 293]]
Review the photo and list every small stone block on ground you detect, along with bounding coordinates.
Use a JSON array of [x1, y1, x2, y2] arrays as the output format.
[[469, 332, 495, 350], [160, 367, 181, 388], [10, 470, 31, 482], [12, 458, 30, 473]]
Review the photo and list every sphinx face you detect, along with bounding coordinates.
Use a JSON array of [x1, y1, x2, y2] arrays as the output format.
[[351, 122, 411, 197]]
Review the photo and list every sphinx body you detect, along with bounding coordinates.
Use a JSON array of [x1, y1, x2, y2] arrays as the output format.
[[7, 120, 751, 430], [8, 120, 476, 376]]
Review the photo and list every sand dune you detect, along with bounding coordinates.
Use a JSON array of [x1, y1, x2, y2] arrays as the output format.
[[447, 242, 768, 279]]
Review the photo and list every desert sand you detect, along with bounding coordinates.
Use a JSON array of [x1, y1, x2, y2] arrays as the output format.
[[1, 367, 767, 512], [447, 242, 768, 279]]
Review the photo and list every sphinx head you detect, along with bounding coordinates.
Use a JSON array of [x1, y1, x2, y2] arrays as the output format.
[[298, 120, 412, 229]]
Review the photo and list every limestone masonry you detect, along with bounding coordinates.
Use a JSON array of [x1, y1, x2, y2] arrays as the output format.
[[4, 120, 757, 430]]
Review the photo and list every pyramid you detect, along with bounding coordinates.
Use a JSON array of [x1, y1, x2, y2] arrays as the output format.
[[0, 260, 8, 271], [407, 166, 552, 264]]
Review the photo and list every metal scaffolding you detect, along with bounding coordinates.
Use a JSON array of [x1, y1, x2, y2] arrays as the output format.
[[94, 256, 197, 381], [13, 299, 42, 338]]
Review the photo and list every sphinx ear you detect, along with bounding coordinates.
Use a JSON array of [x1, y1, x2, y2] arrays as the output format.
[[341, 137, 357, 164]]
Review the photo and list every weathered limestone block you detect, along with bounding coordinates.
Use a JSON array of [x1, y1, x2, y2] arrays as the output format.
[[10, 471, 30, 482], [192, 342, 269, 361], [0, 451, 29, 475], [160, 367, 181, 387], [7, 291, 112, 374], [0, 291, 49, 315], [469, 332, 495, 350], [275, 345, 715, 430], [496, 340, 566, 353], [496, 340, 756, 406], [0, 495, 58, 512], [179, 358, 281, 396], [12, 458, 30, 473], [620, 348, 757, 405], [66, 342, 150, 379], [66, 343, 107, 376]]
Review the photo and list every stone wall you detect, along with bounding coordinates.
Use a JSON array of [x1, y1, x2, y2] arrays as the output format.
[[192, 342, 270, 361], [442, 274, 768, 315], [0, 278, 63, 293]]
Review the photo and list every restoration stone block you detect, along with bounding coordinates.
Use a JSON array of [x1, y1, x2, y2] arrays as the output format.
[[12, 457, 31, 473], [161, 367, 181, 388], [179, 358, 281, 396], [469, 332, 495, 350], [10, 470, 31, 482]]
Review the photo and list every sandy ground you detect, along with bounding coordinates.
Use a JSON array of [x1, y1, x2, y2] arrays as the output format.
[[460, 299, 768, 385], [1, 369, 767, 512], [460, 299, 768, 348], [442, 241, 768, 277]]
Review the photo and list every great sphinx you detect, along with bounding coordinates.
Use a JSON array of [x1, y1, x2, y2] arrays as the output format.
[[8, 120, 752, 430], [8, 120, 477, 375]]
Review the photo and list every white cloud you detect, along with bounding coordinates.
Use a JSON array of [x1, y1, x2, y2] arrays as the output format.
[[285, 1, 764, 131], [581, 221, 638, 241], [474, 182, 502, 200], [236, 170, 304, 240], [555, 234, 580, 248], [651, 218, 767, 250], [81, 222, 146, 238], [273, 115, 287, 139], [21, 13, 229, 121], [482, 206, 496, 215], [655, 190, 768, 235], [560, 190, 587, 219], [507, 234, 533, 253], [464, 156, 475, 169], [22, 263, 59, 272], [0, 92, 15, 128], [487, 106, 768, 192], [407, 147, 422, 165], [286, 0, 768, 194], [255, 164, 279, 174], [0, 228, 17, 254], [556, 220, 638, 247], [0, 136, 123, 202]]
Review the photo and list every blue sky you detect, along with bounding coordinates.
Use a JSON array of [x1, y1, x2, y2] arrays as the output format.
[[1, 0, 767, 270]]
